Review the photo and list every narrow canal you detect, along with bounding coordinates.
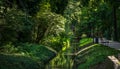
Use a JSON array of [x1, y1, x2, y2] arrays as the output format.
[[45, 37, 79, 69], [45, 52, 75, 69]]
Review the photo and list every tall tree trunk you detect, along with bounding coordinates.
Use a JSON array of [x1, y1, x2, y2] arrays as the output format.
[[113, 5, 118, 41]]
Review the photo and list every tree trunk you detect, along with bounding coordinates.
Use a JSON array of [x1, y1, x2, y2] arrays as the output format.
[[113, 5, 118, 41]]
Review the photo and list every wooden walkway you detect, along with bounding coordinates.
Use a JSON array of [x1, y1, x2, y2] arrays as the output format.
[[99, 38, 120, 50]]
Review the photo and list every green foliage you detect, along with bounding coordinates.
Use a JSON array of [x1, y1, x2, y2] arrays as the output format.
[[0, 43, 18, 53], [0, 43, 56, 61], [41, 32, 70, 52], [64, 0, 81, 37], [79, 38, 93, 47], [34, 11, 66, 43], [37, 11, 66, 36], [0, 9, 34, 44], [41, 36, 63, 52], [16, 43, 56, 62], [77, 44, 120, 69], [80, 0, 90, 7], [75, 1, 119, 40], [0, 0, 42, 15], [0, 54, 43, 69], [0, 0, 120, 68], [0, 43, 56, 69], [48, 52, 74, 68], [50, 0, 68, 14]]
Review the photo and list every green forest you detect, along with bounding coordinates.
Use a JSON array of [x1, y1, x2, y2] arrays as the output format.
[[0, 0, 120, 69]]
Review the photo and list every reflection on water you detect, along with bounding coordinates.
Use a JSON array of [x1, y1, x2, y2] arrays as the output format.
[[46, 37, 78, 69], [45, 52, 74, 69]]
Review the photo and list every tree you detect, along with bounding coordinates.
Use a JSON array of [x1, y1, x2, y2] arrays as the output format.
[[104, 0, 120, 41], [49, 0, 69, 15], [33, 11, 66, 43], [0, 8, 34, 45], [0, 0, 42, 16]]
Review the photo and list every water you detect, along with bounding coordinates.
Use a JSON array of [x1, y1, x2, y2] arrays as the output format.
[[46, 36, 79, 69], [45, 51, 75, 69]]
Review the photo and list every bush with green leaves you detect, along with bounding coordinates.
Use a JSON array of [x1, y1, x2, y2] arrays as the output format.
[[17, 43, 56, 62], [77, 44, 120, 69], [33, 11, 66, 43], [0, 42, 18, 53], [41, 36, 63, 52], [41, 32, 70, 52], [0, 8, 34, 45], [0, 43, 56, 69], [0, 54, 43, 69]]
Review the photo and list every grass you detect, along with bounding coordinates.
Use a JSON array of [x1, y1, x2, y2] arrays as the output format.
[[76, 44, 120, 69]]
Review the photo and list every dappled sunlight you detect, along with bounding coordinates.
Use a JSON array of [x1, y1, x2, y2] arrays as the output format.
[[62, 39, 70, 51], [0, 0, 120, 69]]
